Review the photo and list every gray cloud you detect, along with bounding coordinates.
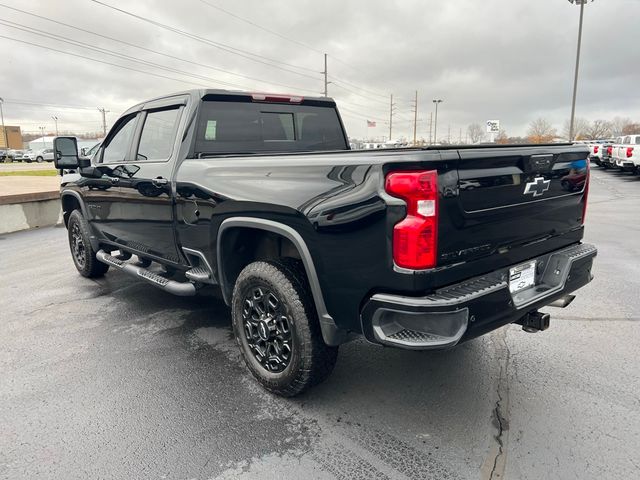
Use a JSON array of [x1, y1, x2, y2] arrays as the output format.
[[0, 0, 637, 140]]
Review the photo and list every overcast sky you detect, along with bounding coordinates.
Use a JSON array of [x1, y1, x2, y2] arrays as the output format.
[[0, 0, 638, 141]]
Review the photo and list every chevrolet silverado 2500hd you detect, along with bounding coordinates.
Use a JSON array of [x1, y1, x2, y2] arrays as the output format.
[[54, 89, 597, 396]]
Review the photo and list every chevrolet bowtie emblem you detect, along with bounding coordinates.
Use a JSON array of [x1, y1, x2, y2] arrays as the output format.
[[524, 177, 551, 197]]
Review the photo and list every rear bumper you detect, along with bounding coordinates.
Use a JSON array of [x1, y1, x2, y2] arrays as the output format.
[[360, 243, 597, 350]]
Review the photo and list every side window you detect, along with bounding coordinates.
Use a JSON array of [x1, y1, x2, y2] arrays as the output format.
[[102, 115, 137, 163], [136, 108, 181, 161]]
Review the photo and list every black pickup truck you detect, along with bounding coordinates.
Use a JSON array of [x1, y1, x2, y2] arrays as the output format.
[[54, 89, 596, 396]]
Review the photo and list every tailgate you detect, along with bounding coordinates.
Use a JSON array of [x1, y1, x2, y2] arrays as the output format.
[[438, 144, 589, 267]]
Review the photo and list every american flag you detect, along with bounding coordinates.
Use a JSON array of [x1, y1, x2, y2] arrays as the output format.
[[367, 120, 376, 127]]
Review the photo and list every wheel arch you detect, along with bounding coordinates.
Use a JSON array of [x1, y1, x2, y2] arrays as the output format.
[[217, 217, 347, 346], [61, 190, 88, 226]]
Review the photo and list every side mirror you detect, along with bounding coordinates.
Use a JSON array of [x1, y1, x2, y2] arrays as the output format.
[[53, 137, 80, 169]]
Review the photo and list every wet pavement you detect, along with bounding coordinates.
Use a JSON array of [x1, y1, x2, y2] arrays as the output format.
[[1, 167, 639, 479]]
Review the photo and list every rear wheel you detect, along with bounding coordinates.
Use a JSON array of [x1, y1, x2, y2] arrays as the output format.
[[36, 156, 43, 163], [67, 209, 109, 278], [231, 260, 338, 397]]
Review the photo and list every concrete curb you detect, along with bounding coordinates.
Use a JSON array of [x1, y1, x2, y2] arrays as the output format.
[[0, 191, 62, 234]]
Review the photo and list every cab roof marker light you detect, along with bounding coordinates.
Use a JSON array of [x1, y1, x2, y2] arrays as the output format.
[[251, 93, 304, 104]]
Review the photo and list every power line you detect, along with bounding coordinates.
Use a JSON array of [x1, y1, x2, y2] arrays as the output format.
[[328, 55, 403, 92], [336, 105, 385, 122], [330, 81, 389, 105], [327, 75, 388, 99], [90, 0, 321, 79], [2, 99, 112, 111], [0, 34, 214, 89], [197, 0, 324, 54], [0, 3, 318, 93], [194, 0, 394, 96], [0, 19, 270, 92], [0, 19, 320, 96]]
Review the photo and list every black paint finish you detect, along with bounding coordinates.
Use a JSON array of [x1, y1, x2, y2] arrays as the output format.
[[60, 89, 592, 342]]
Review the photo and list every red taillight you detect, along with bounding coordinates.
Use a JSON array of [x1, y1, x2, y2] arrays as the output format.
[[627, 147, 634, 158], [385, 170, 439, 269], [594, 146, 599, 154], [607, 146, 613, 155], [251, 93, 303, 104], [582, 162, 590, 225]]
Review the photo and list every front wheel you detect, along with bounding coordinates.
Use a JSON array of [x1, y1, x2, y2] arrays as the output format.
[[36, 156, 43, 163], [231, 260, 338, 397], [67, 210, 109, 278]]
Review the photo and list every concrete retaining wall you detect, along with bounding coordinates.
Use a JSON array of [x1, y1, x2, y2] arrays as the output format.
[[0, 192, 62, 234]]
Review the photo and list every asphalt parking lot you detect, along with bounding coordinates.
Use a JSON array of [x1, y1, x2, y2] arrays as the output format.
[[1, 167, 639, 480]]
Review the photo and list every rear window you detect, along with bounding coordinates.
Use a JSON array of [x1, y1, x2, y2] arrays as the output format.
[[635, 137, 640, 145], [194, 100, 347, 154]]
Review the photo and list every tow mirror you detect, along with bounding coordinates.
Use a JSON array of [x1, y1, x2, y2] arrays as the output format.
[[53, 137, 80, 169]]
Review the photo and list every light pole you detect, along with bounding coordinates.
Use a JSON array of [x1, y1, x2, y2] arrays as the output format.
[[0, 97, 7, 151], [568, 0, 593, 141], [432, 99, 443, 144], [51, 116, 59, 136], [39, 126, 46, 148]]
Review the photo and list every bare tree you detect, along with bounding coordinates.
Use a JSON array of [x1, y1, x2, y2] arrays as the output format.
[[495, 130, 509, 144], [527, 118, 557, 144], [622, 123, 640, 135], [562, 118, 590, 140], [467, 123, 485, 143], [583, 119, 612, 140], [610, 117, 633, 136]]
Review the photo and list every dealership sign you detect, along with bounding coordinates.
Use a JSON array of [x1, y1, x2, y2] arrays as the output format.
[[486, 120, 500, 133]]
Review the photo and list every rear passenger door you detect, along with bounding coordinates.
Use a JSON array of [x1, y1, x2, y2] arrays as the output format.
[[112, 97, 186, 265]]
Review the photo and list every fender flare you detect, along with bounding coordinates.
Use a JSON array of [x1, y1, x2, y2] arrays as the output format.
[[61, 190, 99, 251], [217, 217, 347, 346], [60, 189, 89, 219]]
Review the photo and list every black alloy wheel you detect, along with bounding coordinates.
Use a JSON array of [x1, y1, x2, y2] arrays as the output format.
[[241, 286, 292, 373], [70, 222, 86, 268], [231, 260, 338, 397], [67, 209, 109, 278]]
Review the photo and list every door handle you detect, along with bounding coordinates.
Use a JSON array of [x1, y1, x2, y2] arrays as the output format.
[[152, 177, 169, 186]]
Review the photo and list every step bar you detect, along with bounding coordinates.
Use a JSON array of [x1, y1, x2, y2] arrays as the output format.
[[96, 250, 196, 296]]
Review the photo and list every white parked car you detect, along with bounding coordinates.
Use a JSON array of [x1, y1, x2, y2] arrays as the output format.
[[25, 148, 55, 163]]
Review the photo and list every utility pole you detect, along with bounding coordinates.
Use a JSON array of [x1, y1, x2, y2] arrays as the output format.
[[51, 116, 59, 136], [459, 128, 462, 144], [323, 53, 328, 97], [568, 0, 593, 141], [389, 94, 395, 141], [432, 99, 443, 144], [412, 90, 418, 146], [428, 112, 433, 145], [0, 97, 7, 150], [97, 107, 109, 137], [447, 125, 451, 144]]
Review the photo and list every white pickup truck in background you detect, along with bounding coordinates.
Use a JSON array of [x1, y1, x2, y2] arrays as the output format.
[[587, 140, 606, 165], [611, 134, 640, 172]]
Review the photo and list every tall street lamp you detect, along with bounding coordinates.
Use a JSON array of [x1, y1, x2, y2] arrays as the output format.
[[51, 116, 59, 136], [0, 97, 7, 151], [568, 0, 594, 141], [432, 99, 443, 144], [39, 126, 46, 148]]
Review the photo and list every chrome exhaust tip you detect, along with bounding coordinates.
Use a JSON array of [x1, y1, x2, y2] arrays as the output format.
[[548, 295, 576, 308]]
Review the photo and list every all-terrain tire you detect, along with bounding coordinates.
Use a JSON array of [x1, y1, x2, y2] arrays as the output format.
[[231, 259, 338, 397], [67, 209, 109, 278]]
